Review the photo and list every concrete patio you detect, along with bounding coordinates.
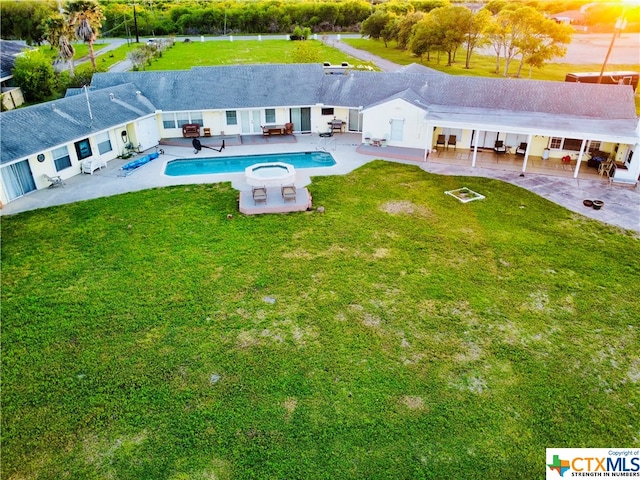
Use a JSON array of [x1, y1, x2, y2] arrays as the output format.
[[2, 133, 638, 232]]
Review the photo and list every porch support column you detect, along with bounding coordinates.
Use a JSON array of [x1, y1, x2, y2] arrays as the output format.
[[573, 139, 587, 179], [471, 129, 479, 167], [424, 123, 434, 161], [520, 134, 533, 173]]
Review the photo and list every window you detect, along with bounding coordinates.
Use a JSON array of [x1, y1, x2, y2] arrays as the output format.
[[226, 110, 237, 125], [74, 139, 92, 160], [549, 137, 562, 149], [176, 112, 190, 128], [588, 141, 601, 153], [563, 138, 582, 151], [549, 137, 583, 151], [265, 108, 276, 123], [52, 146, 71, 171], [190, 112, 203, 126], [96, 132, 112, 155], [162, 113, 176, 129], [321, 107, 334, 116]]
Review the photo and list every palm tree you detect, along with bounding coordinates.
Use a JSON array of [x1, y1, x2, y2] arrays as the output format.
[[59, 36, 76, 75], [65, 0, 103, 71], [43, 14, 76, 75]]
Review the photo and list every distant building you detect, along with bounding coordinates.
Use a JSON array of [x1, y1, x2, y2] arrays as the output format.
[[0, 40, 29, 110]]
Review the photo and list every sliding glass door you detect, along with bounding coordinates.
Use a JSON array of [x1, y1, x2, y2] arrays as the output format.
[[289, 108, 311, 133], [1, 160, 36, 202]]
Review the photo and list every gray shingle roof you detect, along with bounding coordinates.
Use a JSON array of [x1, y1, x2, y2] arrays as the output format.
[[91, 64, 325, 111], [91, 64, 638, 120], [395, 63, 446, 76], [1, 83, 156, 164], [1, 40, 30, 81], [2, 63, 637, 166]]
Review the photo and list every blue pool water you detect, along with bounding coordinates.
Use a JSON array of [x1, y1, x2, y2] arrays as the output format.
[[165, 151, 336, 176]]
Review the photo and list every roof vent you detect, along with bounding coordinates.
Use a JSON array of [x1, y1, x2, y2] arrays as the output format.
[[136, 91, 142, 96], [109, 93, 114, 100]]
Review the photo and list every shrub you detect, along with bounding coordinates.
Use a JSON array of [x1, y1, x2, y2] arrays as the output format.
[[12, 50, 57, 102]]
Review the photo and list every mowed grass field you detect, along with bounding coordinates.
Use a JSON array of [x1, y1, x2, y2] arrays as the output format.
[[144, 39, 374, 70], [2, 162, 639, 479], [342, 38, 640, 81]]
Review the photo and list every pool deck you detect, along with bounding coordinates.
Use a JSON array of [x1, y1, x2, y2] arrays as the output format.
[[239, 187, 312, 215], [2, 133, 639, 232]]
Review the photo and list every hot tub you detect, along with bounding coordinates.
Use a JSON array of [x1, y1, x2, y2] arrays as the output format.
[[245, 162, 296, 187]]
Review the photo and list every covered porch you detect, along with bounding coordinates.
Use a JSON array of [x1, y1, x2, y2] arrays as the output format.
[[429, 147, 605, 180], [356, 144, 607, 181]]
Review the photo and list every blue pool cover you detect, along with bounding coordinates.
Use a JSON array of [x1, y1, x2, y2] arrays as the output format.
[[119, 151, 160, 175]]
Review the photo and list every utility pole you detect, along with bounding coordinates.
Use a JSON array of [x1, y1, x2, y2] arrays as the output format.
[[598, 14, 626, 84], [133, 2, 140, 43]]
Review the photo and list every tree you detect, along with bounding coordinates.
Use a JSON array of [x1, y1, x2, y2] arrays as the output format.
[[65, 0, 104, 71], [361, 9, 392, 40], [464, 8, 491, 69], [485, 9, 512, 74], [408, 16, 439, 62], [423, 6, 470, 66], [0, 0, 56, 45], [514, 10, 573, 77], [397, 12, 423, 50], [380, 15, 399, 48], [486, 6, 573, 77], [12, 50, 57, 102], [43, 13, 76, 75]]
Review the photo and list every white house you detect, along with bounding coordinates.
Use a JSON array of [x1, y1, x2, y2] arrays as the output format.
[[1, 63, 638, 206]]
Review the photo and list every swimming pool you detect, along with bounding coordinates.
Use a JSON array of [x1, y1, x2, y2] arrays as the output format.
[[164, 151, 336, 176]]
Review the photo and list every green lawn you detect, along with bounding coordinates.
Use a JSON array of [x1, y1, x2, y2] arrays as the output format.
[[144, 39, 374, 70], [343, 38, 640, 82], [38, 42, 106, 62], [2, 162, 639, 479], [38, 41, 142, 75], [86, 41, 144, 74]]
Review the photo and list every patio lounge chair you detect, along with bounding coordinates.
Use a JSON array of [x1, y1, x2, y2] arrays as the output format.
[[252, 186, 267, 205], [515, 142, 527, 155], [493, 140, 507, 154], [43, 173, 65, 188], [436, 135, 446, 149], [447, 135, 457, 150], [281, 185, 296, 202]]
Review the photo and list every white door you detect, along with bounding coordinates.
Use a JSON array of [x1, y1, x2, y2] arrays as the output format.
[[240, 110, 261, 134], [348, 108, 362, 132], [135, 117, 160, 150], [390, 119, 404, 142]]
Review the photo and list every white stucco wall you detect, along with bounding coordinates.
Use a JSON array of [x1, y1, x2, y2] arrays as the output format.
[[362, 99, 428, 149]]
